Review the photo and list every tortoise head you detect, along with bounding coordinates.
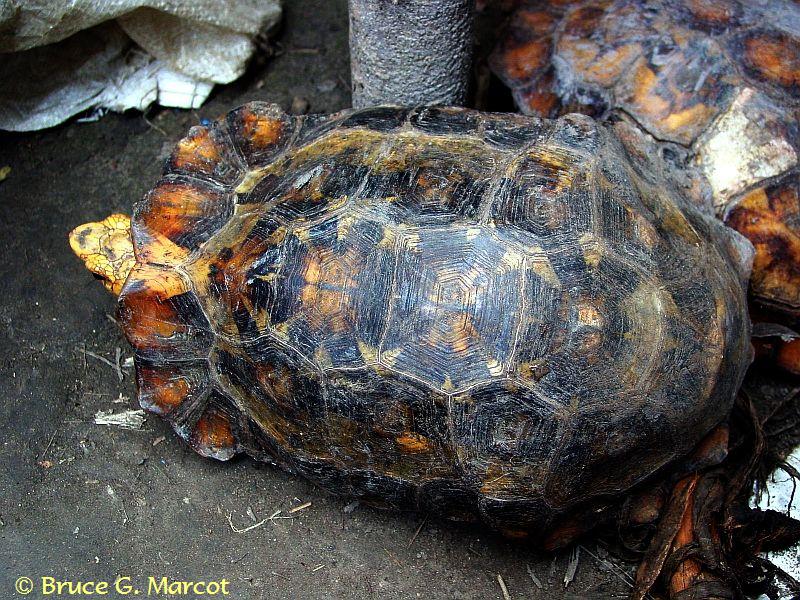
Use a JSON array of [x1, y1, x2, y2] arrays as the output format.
[[69, 214, 135, 296]]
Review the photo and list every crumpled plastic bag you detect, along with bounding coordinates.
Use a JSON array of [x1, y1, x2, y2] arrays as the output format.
[[0, 0, 282, 131], [751, 444, 800, 584]]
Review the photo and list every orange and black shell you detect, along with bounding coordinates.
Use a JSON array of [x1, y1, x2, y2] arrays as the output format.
[[491, 0, 800, 317], [120, 103, 750, 535]]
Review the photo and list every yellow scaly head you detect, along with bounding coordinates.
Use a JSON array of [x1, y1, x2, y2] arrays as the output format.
[[69, 214, 134, 295]]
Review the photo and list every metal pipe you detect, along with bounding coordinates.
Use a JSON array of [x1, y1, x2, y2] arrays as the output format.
[[348, 0, 474, 108]]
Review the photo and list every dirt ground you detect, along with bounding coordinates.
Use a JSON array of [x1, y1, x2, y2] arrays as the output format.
[[0, 1, 636, 598]]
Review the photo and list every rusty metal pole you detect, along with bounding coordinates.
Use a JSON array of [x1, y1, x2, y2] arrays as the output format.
[[348, 0, 474, 108]]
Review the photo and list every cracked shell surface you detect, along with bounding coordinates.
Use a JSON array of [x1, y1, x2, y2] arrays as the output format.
[[119, 103, 751, 534]]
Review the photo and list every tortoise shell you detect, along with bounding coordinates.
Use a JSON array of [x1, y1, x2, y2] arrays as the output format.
[[119, 103, 751, 535], [490, 0, 800, 317]]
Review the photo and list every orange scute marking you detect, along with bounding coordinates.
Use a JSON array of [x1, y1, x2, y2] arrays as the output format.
[[518, 9, 556, 35], [133, 227, 190, 267], [661, 103, 715, 133], [684, 0, 736, 25], [300, 250, 353, 334], [777, 338, 800, 375], [518, 83, 560, 117], [503, 39, 551, 82], [563, 4, 606, 37], [726, 183, 800, 310], [745, 33, 800, 90], [128, 264, 189, 300], [582, 43, 641, 86], [629, 62, 670, 115], [396, 432, 433, 453], [144, 183, 216, 235], [139, 367, 191, 413], [173, 127, 221, 171], [193, 411, 236, 452], [118, 265, 191, 347], [243, 111, 284, 148]]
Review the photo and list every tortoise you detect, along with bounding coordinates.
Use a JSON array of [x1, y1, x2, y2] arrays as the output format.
[[70, 103, 753, 543], [490, 0, 800, 321]]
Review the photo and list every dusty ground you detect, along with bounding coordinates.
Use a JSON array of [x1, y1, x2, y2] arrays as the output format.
[[0, 1, 634, 598]]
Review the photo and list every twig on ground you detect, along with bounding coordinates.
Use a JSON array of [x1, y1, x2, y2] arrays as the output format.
[[407, 516, 428, 549], [580, 545, 635, 590], [142, 112, 167, 136], [526, 564, 543, 589], [226, 507, 293, 533], [227, 512, 270, 533], [38, 424, 61, 461], [289, 501, 312, 514], [84, 349, 117, 370], [497, 574, 512, 600], [94, 409, 146, 430], [564, 546, 580, 587], [114, 347, 123, 382], [383, 548, 402, 566]]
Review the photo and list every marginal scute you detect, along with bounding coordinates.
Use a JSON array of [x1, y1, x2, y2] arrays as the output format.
[[450, 383, 563, 500], [120, 103, 750, 534], [188, 394, 241, 461], [543, 403, 675, 508], [133, 177, 233, 255], [119, 263, 212, 361], [226, 102, 294, 167], [166, 121, 243, 185], [725, 174, 800, 314], [487, 6, 557, 89], [136, 360, 210, 417]]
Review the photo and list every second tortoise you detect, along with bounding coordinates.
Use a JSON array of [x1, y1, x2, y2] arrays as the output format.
[[491, 0, 800, 319]]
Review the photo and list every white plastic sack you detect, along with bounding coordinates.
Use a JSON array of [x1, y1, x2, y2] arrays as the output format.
[[0, 0, 282, 131], [751, 444, 800, 589]]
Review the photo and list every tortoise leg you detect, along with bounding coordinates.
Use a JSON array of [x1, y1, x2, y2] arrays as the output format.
[[632, 425, 734, 600], [542, 425, 731, 556], [665, 474, 731, 599]]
